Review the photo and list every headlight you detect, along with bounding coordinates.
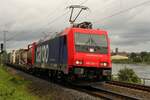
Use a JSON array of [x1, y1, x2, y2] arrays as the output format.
[[103, 63, 107, 66], [100, 62, 108, 67], [76, 61, 80, 64], [75, 60, 83, 65]]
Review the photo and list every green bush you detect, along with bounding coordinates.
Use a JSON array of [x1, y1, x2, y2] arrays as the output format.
[[118, 67, 141, 84]]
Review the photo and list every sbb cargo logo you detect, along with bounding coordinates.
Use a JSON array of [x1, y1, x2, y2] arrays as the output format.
[[36, 44, 49, 63]]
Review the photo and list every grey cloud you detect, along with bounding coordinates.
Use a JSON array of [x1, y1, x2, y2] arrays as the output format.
[[0, 0, 150, 52]]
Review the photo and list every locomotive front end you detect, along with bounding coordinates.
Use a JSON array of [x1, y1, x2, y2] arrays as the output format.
[[68, 28, 111, 81]]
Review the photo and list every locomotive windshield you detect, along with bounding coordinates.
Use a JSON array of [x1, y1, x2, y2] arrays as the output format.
[[74, 32, 108, 54]]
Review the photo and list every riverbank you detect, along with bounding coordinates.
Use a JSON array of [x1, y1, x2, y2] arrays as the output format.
[[0, 65, 38, 100]]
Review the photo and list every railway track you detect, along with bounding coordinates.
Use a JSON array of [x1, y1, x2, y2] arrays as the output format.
[[106, 81, 150, 92], [74, 85, 140, 100], [6, 65, 149, 100]]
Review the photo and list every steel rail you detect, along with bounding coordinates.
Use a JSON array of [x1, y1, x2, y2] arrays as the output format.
[[107, 81, 150, 92], [86, 86, 140, 100], [70, 83, 140, 100]]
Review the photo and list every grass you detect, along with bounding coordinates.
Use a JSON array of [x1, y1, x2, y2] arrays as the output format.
[[0, 65, 38, 100]]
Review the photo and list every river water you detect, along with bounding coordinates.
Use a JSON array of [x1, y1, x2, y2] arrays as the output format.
[[112, 63, 150, 85]]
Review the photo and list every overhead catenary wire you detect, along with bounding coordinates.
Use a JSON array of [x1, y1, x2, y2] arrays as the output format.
[[6, 0, 150, 42], [46, 0, 69, 21], [6, 2, 70, 41], [94, 0, 150, 24], [79, 0, 89, 5], [42, 0, 89, 35], [35, 1, 74, 36], [47, 10, 69, 27], [46, 0, 89, 27], [5, 0, 90, 50], [6, 0, 89, 42]]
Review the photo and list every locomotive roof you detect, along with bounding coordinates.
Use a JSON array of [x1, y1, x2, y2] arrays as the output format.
[[35, 27, 108, 46], [60, 27, 108, 36]]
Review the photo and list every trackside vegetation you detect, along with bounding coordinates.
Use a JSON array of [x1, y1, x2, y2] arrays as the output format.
[[0, 65, 38, 100], [116, 67, 141, 84]]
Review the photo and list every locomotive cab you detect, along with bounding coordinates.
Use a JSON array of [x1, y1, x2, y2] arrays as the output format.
[[67, 27, 112, 81]]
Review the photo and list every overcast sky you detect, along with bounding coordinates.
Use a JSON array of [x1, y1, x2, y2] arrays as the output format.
[[0, 0, 150, 52]]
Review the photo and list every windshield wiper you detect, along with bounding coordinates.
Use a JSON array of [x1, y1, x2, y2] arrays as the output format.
[[90, 38, 99, 47], [85, 38, 91, 46], [84, 35, 100, 48]]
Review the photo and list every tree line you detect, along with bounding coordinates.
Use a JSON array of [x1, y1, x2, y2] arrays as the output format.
[[129, 52, 150, 64]]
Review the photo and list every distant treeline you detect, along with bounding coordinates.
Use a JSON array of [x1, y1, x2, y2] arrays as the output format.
[[129, 52, 150, 64], [113, 51, 150, 64]]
